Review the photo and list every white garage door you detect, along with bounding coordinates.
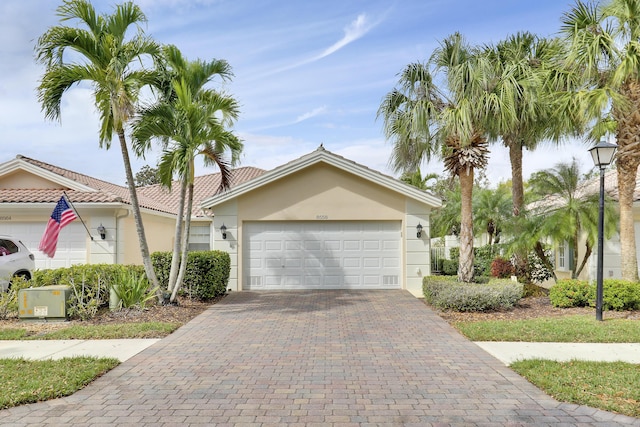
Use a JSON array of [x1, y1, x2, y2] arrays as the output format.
[[0, 222, 87, 270], [244, 221, 401, 290]]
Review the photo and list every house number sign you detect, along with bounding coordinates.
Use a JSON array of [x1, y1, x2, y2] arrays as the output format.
[[316, 215, 328, 220]]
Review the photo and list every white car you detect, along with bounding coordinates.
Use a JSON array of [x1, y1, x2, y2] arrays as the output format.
[[0, 236, 35, 291]]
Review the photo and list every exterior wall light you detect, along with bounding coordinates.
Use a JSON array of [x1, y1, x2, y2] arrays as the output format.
[[97, 224, 106, 240], [220, 223, 227, 240], [416, 223, 423, 238]]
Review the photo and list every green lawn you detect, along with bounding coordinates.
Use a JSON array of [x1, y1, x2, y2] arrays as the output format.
[[511, 359, 640, 418], [453, 314, 640, 418], [0, 321, 180, 340], [0, 357, 119, 409], [453, 315, 640, 342]]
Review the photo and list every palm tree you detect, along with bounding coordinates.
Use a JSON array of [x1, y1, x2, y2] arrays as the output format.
[[560, 0, 640, 281], [473, 185, 512, 246], [35, 0, 161, 290], [481, 32, 575, 217], [378, 33, 490, 282], [528, 158, 616, 279], [400, 168, 439, 191], [132, 45, 242, 303]]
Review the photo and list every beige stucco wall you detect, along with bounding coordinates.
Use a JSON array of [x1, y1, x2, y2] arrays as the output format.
[[0, 171, 63, 189], [212, 164, 433, 295], [119, 211, 176, 265], [237, 164, 405, 220]]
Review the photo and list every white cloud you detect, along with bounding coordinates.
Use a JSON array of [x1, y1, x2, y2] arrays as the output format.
[[294, 106, 327, 124], [314, 14, 376, 60]]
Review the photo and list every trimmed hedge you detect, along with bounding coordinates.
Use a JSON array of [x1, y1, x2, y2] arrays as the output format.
[[151, 250, 230, 300], [423, 276, 523, 312], [550, 279, 640, 311]]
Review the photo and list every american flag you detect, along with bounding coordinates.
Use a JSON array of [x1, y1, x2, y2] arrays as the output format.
[[39, 196, 78, 258]]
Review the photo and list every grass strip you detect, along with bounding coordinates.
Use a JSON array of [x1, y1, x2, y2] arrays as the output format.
[[0, 322, 179, 340], [0, 357, 120, 409], [33, 322, 180, 339], [511, 359, 640, 418], [454, 315, 640, 342]]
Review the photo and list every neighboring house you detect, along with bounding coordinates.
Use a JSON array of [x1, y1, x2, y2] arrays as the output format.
[[550, 168, 624, 282], [0, 147, 442, 296], [0, 154, 263, 269]]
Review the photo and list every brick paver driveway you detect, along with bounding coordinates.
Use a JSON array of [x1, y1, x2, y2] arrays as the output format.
[[1, 290, 638, 426]]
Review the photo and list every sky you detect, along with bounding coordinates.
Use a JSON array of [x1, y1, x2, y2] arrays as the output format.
[[0, 0, 597, 188]]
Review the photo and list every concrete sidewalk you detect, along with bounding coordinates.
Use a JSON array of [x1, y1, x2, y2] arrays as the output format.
[[1, 338, 639, 366], [0, 339, 159, 362], [475, 342, 640, 365]]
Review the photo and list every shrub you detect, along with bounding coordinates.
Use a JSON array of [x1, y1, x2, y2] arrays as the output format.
[[423, 276, 523, 312], [474, 245, 496, 277], [522, 283, 549, 297], [32, 264, 146, 320], [601, 280, 640, 311], [549, 279, 593, 308], [490, 257, 514, 278], [0, 276, 31, 319], [441, 259, 458, 276], [550, 279, 640, 311], [112, 270, 158, 310], [151, 251, 230, 300]]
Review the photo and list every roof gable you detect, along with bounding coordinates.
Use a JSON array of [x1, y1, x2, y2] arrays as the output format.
[[201, 146, 442, 209], [0, 155, 96, 192]]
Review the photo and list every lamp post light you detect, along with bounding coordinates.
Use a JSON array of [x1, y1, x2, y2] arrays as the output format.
[[588, 139, 617, 321]]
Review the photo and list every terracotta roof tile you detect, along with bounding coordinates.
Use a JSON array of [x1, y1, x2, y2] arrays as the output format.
[[138, 167, 266, 217], [13, 155, 266, 216]]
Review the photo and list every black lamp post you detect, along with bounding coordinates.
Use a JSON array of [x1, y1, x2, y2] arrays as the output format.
[[588, 139, 617, 321]]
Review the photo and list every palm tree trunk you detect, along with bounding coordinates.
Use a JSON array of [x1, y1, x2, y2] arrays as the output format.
[[117, 130, 161, 299], [171, 181, 194, 302], [614, 82, 640, 282], [575, 244, 592, 279], [167, 180, 187, 294], [617, 159, 639, 281], [508, 142, 524, 216], [458, 168, 475, 282]]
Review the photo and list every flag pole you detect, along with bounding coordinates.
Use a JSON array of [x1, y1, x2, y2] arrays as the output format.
[[62, 191, 94, 241]]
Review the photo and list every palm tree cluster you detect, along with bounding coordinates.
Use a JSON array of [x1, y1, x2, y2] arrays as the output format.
[[380, 0, 640, 284], [35, 0, 241, 302]]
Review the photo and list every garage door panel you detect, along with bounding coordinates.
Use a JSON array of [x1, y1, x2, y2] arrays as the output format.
[[0, 222, 86, 269], [343, 240, 361, 251], [343, 257, 361, 268], [323, 257, 340, 268], [244, 221, 401, 290], [383, 257, 400, 268], [363, 257, 381, 268]]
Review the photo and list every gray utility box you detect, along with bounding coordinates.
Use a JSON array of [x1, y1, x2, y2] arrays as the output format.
[[18, 285, 72, 321]]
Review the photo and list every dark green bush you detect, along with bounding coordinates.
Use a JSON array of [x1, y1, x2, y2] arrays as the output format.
[[601, 280, 640, 311], [423, 276, 523, 312], [550, 279, 640, 311], [549, 279, 593, 308], [151, 251, 230, 300], [441, 259, 458, 276]]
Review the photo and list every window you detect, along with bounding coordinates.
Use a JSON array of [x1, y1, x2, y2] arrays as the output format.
[[558, 241, 566, 270], [188, 224, 210, 251]]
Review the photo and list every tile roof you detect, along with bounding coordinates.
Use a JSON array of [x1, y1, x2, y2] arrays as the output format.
[[526, 167, 640, 212], [3, 155, 266, 217], [138, 167, 266, 218]]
